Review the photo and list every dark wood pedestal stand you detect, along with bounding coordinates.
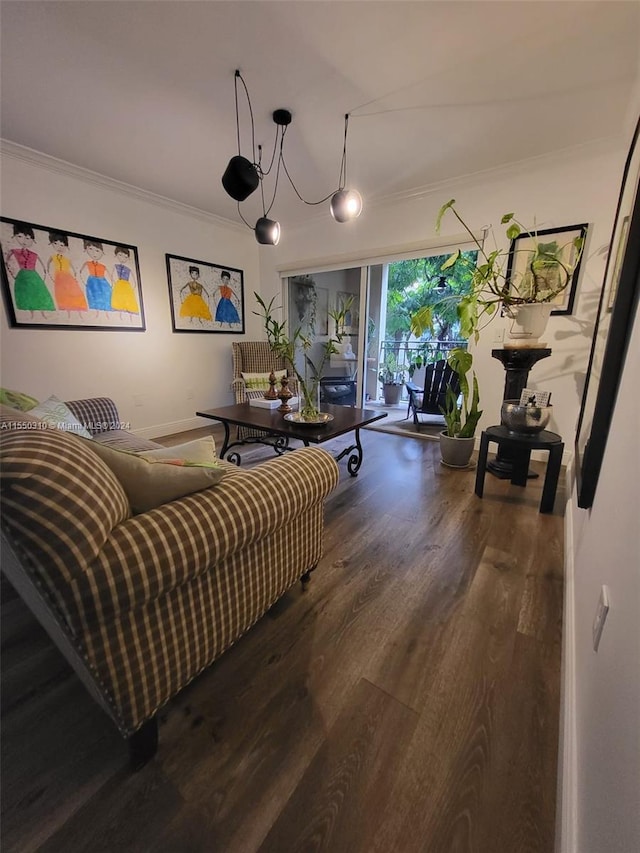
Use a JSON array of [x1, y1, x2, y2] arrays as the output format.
[[489, 347, 552, 479]]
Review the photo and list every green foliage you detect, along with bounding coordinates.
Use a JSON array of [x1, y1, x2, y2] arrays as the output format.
[[439, 347, 482, 438], [253, 292, 351, 417], [378, 351, 404, 385], [386, 253, 477, 343], [433, 199, 586, 341]]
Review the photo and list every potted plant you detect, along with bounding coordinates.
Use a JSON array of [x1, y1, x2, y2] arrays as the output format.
[[411, 199, 586, 343], [439, 347, 482, 467], [378, 352, 404, 405], [254, 292, 351, 421]]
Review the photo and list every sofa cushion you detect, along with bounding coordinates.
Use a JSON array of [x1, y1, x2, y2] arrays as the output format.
[[0, 387, 39, 411], [83, 439, 225, 514], [138, 436, 217, 462], [0, 428, 131, 591], [29, 395, 92, 439], [93, 430, 161, 452], [241, 370, 286, 391], [65, 397, 122, 436], [0, 403, 44, 429]]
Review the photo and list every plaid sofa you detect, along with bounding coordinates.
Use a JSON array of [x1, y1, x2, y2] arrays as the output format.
[[1, 398, 339, 764]]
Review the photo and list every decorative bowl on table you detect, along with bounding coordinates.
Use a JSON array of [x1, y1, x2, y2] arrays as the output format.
[[283, 411, 334, 426], [500, 400, 552, 434]]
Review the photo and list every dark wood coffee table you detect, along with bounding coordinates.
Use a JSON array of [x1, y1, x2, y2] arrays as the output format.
[[196, 403, 387, 476]]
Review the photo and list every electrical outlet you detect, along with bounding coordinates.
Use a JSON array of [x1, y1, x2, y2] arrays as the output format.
[[133, 394, 144, 407], [493, 328, 505, 343], [186, 388, 195, 400], [592, 585, 610, 652]]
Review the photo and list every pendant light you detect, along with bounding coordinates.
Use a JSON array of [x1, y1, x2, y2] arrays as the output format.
[[255, 217, 281, 246], [221, 71, 363, 245]]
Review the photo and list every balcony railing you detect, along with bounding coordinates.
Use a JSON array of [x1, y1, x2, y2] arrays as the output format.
[[379, 339, 466, 378]]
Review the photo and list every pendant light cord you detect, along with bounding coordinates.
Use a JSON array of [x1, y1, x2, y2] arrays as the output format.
[[230, 71, 358, 228]]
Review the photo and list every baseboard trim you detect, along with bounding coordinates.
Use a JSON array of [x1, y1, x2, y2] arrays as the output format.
[[556, 461, 578, 853]]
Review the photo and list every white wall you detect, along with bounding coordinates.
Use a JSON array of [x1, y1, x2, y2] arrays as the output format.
[[567, 302, 640, 853], [259, 139, 624, 454], [0, 147, 262, 436]]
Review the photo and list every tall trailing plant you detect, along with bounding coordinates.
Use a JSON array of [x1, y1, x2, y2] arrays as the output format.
[[411, 199, 586, 342], [440, 347, 482, 438]]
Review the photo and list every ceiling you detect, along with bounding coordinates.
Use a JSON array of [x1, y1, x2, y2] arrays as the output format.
[[1, 1, 639, 231]]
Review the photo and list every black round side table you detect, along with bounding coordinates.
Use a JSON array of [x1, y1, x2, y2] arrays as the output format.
[[489, 347, 552, 479], [475, 425, 564, 514]]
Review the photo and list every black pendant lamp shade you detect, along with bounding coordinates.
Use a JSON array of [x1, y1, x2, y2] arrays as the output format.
[[222, 155, 260, 202], [222, 71, 362, 245], [255, 217, 281, 245]]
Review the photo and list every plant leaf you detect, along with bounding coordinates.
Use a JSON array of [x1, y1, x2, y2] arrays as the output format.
[[440, 249, 460, 271], [435, 199, 456, 234], [506, 223, 521, 240]]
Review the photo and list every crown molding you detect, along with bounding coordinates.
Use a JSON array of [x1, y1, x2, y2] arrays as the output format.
[[282, 134, 626, 232], [374, 134, 624, 208], [0, 139, 245, 232]]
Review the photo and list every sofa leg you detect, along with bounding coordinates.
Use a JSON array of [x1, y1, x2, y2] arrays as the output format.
[[129, 716, 158, 771], [301, 564, 317, 588]]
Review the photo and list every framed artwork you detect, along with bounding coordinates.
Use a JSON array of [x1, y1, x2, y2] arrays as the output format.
[[0, 217, 145, 330], [289, 276, 317, 334], [166, 254, 244, 334], [505, 222, 589, 315], [607, 214, 629, 311], [575, 117, 640, 509]]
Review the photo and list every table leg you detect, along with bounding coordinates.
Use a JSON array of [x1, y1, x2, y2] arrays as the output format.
[[219, 421, 231, 458], [540, 443, 564, 513], [475, 432, 490, 498], [511, 449, 532, 487], [334, 427, 363, 477]]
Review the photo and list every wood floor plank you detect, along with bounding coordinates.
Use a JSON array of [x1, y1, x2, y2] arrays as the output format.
[[1, 430, 564, 852], [258, 677, 419, 853]]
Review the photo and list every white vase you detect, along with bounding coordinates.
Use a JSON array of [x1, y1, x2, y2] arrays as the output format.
[[504, 303, 552, 346], [439, 431, 475, 468]]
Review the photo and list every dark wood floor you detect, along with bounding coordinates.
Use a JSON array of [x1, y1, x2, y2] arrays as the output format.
[[1, 427, 565, 852]]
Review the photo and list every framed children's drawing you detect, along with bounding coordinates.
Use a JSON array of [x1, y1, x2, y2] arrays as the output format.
[[0, 217, 145, 330], [166, 254, 245, 334]]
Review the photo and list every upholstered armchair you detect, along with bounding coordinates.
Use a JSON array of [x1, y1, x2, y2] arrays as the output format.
[[231, 341, 294, 404]]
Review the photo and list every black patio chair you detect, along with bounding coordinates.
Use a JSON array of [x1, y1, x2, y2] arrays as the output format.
[[405, 359, 461, 429]]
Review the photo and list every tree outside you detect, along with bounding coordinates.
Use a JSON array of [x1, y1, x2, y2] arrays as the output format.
[[385, 251, 478, 344]]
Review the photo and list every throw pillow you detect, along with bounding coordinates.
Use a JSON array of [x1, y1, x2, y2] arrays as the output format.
[[0, 387, 39, 411], [138, 436, 217, 462], [241, 370, 287, 391], [83, 438, 225, 514], [29, 395, 92, 439]]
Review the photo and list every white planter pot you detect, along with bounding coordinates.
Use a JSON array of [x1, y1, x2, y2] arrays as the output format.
[[382, 383, 402, 405], [504, 303, 552, 345], [439, 431, 475, 468]]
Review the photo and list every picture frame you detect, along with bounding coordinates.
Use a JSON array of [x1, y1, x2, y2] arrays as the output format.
[[166, 254, 244, 334], [0, 217, 145, 330], [575, 117, 640, 509], [289, 276, 317, 334], [505, 222, 589, 315]]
